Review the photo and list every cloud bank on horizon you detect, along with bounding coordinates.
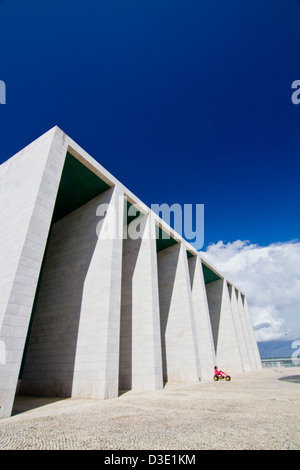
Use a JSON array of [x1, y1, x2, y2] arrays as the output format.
[[202, 240, 300, 344]]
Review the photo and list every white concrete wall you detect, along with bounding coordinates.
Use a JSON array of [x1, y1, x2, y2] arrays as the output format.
[[119, 214, 163, 391], [236, 290, 256, 371], [241, 294, 262, 370], [0, 127, 67, 418], [188, 256, 216, 379], [71, 186, 124, 399], [20, 188, 122, 399], [205, 279, 244, 374], [157, 243, 201, 383], [228, 284, 250, 372]]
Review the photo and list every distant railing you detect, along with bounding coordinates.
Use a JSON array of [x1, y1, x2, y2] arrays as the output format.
[[261, 357, 298, 368]]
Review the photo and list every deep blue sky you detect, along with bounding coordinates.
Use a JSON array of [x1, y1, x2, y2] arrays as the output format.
[[0, 0, 299, 250]]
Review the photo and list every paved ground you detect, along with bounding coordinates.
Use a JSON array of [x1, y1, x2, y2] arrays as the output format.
[[0, 367, 299, 450]]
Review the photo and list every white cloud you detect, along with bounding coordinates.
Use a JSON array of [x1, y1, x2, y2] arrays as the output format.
[[201, 240, 300, 343]]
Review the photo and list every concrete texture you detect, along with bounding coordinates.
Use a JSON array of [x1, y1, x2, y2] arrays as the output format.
[[237, 290, 256, 371], [228, 283, 250, 372], [71, 186, 124, 400], [157, 243, 201, 383], [188, 256, 216, 379], [205, 279, 244, 374], [0, 127, 67, 418], [242, 295, 262, 370], [119, 214, 163, 391]]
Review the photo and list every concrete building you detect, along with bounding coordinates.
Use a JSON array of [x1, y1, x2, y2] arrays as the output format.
[[0, 127, 261, 418]]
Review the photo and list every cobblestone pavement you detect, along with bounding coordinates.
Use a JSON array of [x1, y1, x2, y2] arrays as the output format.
[[0, 368, 299, 450]]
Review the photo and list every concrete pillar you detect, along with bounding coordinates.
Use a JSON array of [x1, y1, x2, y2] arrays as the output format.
[[240, 294, 262, 370], [205, 279, 243, 374], [188, 256, 216, 379], [248, 300, 262, 370], [228, 284, 251, 372], [236, 290, 256, 371], [19, 187, 122, 400], [157, 242, 201, 383], [119, 214, 163, 391], [71, 186, 123, 399], [0, 127, 67, 418]]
